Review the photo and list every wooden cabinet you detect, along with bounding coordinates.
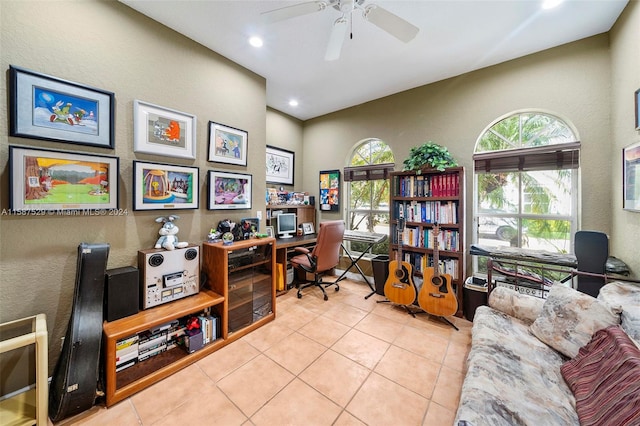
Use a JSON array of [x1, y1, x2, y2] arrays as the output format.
[[389, 167, 466, 317], [266, 204, 316, 233], [102, 238, 276, 407]]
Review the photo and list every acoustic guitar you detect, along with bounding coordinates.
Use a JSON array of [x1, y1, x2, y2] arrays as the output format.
[[384, 216, 417, 305], [418, 223, 458, 317]]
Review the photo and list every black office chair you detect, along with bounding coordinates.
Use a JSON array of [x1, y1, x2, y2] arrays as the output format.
[[574, 230, 609, 297], [289, 220, 345, 300]]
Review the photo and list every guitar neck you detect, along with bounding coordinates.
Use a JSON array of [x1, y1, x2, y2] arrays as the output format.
[[433, 224, 440, 278]]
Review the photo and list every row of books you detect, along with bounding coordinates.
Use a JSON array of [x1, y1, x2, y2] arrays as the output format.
[[394, 173, 460, 198], [395, 200, 458, 224], [395, 226, 460, 251], [392, 251, 460, 280], [115, 313, 218, 373]]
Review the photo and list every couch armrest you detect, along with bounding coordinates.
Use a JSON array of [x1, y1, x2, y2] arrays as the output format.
[[488, 286, 545, 324]]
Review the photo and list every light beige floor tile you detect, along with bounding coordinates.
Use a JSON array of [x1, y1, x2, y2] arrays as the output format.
[[58, 400, 140, 426], [354, 312, 405, 343], [251, 378, 341, 426], [423, 401, 457, 426], [130, 363, 210, 425], [197, 338, 260, 382], [274, 304, 319, 330], [331, 329, 390, 369], [407, 314, 457, 340], [443, 340, 471, 373], [394, 325, 449, 363], [264, 331, 327, 375], [299, 349, 371, 406], [217, 354, 294, 417], [297, 314, 351, 347], [346, 372, 429, 426], [374, 345, 440, 399], [431, 365, 465, 412], [370, 302, 413, 324], [241, 319, 295, 352], [153, 379, 246, 426], [333, 410, 367, 426], [322, 303, 369, 327]]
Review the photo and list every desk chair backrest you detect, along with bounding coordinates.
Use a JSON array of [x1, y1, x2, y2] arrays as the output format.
[[575, 230, 608, 297], [311, 220, 345, 272]]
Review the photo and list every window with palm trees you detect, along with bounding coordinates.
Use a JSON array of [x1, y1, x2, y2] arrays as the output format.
[[345, 139, 394, 256], [473, 111, 580, 265]]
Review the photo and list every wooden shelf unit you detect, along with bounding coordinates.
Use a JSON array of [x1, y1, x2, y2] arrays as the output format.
[[389, 167, 466, 317], [266, 204, 316, 233], [102, 238, 276, 407]]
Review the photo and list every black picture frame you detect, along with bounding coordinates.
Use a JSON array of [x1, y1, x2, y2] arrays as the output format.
[[208, 121, 248, 166], [9, 65, 115, 148], [207, 170, 252, 210], [635, 88, 640, 131], [266, 145, 294, 185]]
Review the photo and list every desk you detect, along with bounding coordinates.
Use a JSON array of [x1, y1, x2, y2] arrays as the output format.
[[274, 235, 317, 289]]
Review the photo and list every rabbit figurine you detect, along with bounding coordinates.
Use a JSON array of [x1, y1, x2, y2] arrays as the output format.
[[154, 215, 189, 250]]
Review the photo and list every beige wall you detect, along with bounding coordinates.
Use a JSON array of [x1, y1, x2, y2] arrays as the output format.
[[266, 108, 304, 192], [610, 1, 640, 275], [0, 0, 267, 392]]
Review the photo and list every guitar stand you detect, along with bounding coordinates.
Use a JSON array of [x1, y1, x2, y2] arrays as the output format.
[[376, 299, 422, 318], [433, 315, 459, 331]]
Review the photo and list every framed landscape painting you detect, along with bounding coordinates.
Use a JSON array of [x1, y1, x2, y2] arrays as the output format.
[[9, 145, 119, 212], [133, 100, 197, 159], [133, 161, 199, 211], [9, 66, 115, 148], [208, 171, 252, 210]]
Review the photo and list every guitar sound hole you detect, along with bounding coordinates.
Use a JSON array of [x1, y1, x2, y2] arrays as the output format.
[[431, 276, 443, 287], [394, 269, 405, 280]]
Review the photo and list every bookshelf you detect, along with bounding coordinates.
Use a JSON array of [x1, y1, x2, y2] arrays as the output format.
[[390, 167, 466, 317]]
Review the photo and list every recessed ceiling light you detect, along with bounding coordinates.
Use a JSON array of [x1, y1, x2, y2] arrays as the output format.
[[542, 0, 564, 10], [289, 99, 299, 107], [249, 36, 263, 48]]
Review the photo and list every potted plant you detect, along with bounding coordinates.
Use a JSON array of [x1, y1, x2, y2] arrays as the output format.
[[403, 142, 458, 172]]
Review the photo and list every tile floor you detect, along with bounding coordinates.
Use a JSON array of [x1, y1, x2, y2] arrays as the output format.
[[56, 278, 472, 426]]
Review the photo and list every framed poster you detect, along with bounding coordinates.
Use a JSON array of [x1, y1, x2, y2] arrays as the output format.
[[623, 141, 640, 211], [208, 121, 248, 166], [133, 161, 199, 211], [133, 100, 197, 159], [207, 171, 252, 210], [266, 145, 294, 185], [319, 169, 340, 212], [9, 65, 115, 148], [635, 88, 640, 130], [9, 145, 119, 212]]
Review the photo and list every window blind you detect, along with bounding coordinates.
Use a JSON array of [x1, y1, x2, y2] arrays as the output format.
[[473, 142, 580, 173], [343, 163, 395, 181]]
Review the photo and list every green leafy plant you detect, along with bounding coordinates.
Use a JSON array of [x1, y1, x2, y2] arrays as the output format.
[[403, 142, 458, 172]]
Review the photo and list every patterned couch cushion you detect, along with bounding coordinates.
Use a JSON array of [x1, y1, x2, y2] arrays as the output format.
[[530, 284, 621, 358], [561, 325, 640, 426], [598, 281, 640, 342], [488, 286, 545, 325], [455, 306, 578, 426]]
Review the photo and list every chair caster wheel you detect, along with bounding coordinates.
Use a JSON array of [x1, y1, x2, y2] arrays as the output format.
[[335, 287, 339, 292], [297, 293, 302, 299], [323, 294, 328, 301]]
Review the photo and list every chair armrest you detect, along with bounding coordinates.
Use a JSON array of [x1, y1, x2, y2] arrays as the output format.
[[293, 247, 310, 254], [488, 286, 545, 324]]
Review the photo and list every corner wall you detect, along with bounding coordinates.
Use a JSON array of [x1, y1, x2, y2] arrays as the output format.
[[0, 0, 266, 394]]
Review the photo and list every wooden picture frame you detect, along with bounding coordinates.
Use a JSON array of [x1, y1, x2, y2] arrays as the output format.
[[266, 145, 294, 185], [623, 141, 640, 212], [319, 169, 340, 212], [9, 145, 119, 212], [9, 66, 115, 148], [133, 161, 199, 211], [133, 100, 197, 159], [302, 222, 315, 235], [207, 171, 252, 210], [207, 121, 248, 166]]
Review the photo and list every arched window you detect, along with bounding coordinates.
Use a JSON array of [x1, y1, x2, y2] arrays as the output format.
[[473, 111, 580, 260], [344, 139, 395, 255]]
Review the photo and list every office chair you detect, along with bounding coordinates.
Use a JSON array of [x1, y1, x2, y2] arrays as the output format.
[[574, 230, 609, 297], [289, 220, 345, 301]]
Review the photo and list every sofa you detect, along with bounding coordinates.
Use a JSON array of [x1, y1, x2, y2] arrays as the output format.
[[455, 280, 640, 426]]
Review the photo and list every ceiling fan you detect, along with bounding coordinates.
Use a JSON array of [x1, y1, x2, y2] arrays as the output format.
[[261, 0, 419, 61]]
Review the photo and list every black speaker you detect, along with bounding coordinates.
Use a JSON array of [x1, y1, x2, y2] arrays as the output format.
[[104, 266, 139, 322]]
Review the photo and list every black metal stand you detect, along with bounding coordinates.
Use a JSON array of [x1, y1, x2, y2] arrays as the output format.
[[336, 242, 378, 299]]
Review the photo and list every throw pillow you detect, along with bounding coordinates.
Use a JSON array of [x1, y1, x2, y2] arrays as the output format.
[[561, 325, 640, 426], [488, 286, 545, 324], [598, 281, 640, 342], [530, 284, 621, 358]]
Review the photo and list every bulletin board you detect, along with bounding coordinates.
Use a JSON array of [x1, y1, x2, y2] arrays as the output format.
[[319, 170, 340, 212]]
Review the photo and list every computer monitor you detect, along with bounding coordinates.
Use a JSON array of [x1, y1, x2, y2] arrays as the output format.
[[277, 213, 297, 239]]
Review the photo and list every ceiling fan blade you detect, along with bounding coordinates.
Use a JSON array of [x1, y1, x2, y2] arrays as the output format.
[[325, 17, 348, 61], [364, 5, 419, 43], [261, 1, 328, 24]]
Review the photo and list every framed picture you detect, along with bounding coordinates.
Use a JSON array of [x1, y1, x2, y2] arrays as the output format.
[[207, 171, 252, 210], [9, 66, 115, 148], [133, 100, 196, 159], [623, 141, 640, 212], [266, 145, 294, 185], [319, 169, 340, 212], [208, 121, 248, 166], [241, 217, 260, 233], [302, 222, 315, 235], [635, 88, 640, 130], [9, 145, 119, 212], [265, 226, 275, 238], [133, 161, 199, 211]]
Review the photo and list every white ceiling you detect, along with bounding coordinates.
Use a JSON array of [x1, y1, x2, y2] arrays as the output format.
[[119, 0, 628, 121]]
